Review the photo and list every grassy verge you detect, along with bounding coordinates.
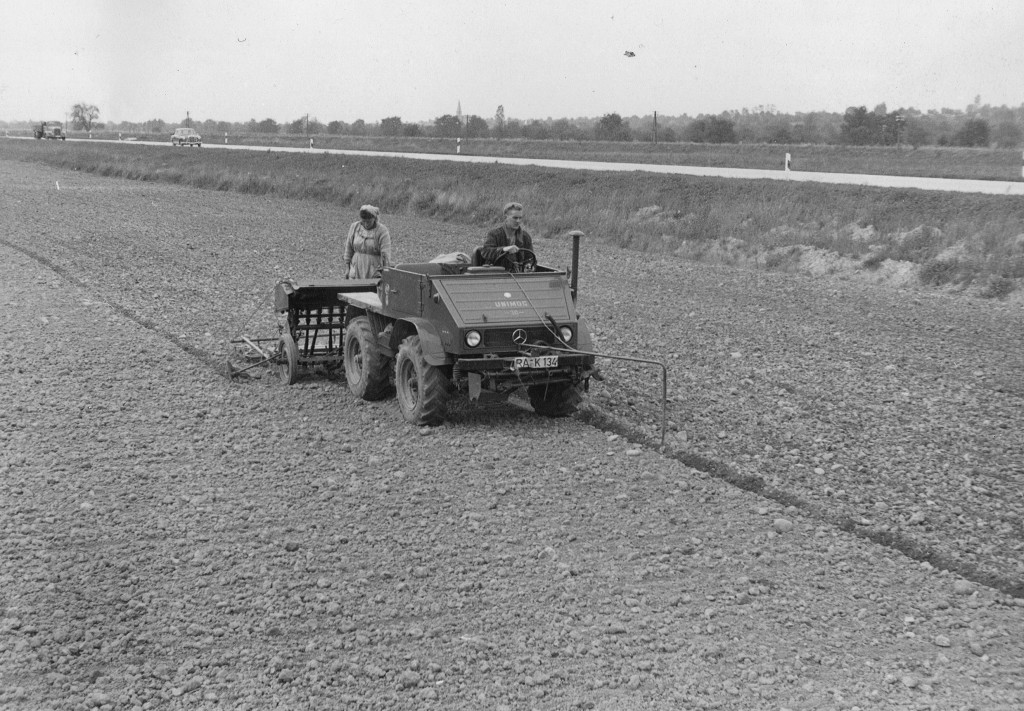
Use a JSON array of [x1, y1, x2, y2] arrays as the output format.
[[10, 129, 1024, 181], [5, 139, 1024, 296]]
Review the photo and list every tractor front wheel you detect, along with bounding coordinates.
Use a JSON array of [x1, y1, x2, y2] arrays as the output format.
[[395, 335, 450, 426], [343, 316, 391, 400], [528, 381, 583, 417]]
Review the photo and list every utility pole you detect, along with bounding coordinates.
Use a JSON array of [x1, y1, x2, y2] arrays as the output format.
[[186, 111, 191, 128], [653, 110, 658, 145]]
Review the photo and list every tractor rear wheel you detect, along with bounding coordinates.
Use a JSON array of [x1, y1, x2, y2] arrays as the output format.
[[344, 316, 391, 400], [528, 381, 583, 417], [395, 335, 450, 426], [276, 333, 299, 385]]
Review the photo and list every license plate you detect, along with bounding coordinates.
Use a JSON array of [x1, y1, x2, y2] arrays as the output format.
[[513, 355, 558, 369]]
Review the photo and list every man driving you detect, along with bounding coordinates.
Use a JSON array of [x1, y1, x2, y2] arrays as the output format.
[[479, 202, 535, 272]]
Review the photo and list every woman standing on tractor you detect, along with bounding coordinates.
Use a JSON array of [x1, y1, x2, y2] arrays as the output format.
[[343, 204, 392, 279]]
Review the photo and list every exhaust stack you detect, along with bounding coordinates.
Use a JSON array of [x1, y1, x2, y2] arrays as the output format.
[[567, 230, 584, 304]]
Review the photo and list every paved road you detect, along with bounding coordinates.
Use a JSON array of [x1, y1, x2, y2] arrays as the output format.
[[17, 136, 1024, 195]]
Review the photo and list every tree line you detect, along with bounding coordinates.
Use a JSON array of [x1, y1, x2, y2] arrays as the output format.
[[11, 98, 1024, 148]]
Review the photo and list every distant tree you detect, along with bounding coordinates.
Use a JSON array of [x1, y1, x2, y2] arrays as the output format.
[[145, 119, 167, 134], [196, 119, 219, 137], [493, 105, 506, 138], [402, 123, 422, 137], [840, 106, 875, 145], [684, 119, 707, 142], [71, 102, 99, 131], [282, 116, 323, 134], [255, 118, 279, 134], [465, 115, 489, 138], [789, 116, 815, 144], [326, 120, 347, 135], [595, 113, 631, 141], [686, 116, 736, 143], [992, 121, 1022, 148], [503, 118, 523, 139], [684, 119, 701, 142], [549, 118, 583, 140], [905, 121, 929, 148], [877, 111, 899, 145], [767, 122, 792, 144], [953, 118, 990, 147], [522, 120, 551, 140], [433, 114, 462, 138], [350, 119, 367, 136], [380, 116, 403, 136]]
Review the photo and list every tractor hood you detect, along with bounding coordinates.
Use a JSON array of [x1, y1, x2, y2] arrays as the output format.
[[434, 272, 575, 327]]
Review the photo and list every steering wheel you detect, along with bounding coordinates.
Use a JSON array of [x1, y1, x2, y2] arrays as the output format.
[[498, 248, 537, 273]]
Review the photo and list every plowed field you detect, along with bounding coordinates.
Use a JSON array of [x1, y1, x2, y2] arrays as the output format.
[[2, 159, 1023, 710]]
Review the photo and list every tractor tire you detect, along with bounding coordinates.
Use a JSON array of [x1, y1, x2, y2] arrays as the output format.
[[276, 333, 299, 385], [343, 316, 391, 400], [528, 381, 583, 417], [395, 335, 450, 426]]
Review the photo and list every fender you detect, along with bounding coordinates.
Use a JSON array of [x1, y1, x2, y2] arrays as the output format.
[[392, 317, 448, 367]]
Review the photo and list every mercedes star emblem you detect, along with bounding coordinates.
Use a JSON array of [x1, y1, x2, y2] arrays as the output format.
[[512, 329, 527, 345]]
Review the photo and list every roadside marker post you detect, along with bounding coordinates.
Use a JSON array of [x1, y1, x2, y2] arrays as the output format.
[[785, 153, 792, 172], [457, 137, 461, 155], [224, 133, 228, 144]]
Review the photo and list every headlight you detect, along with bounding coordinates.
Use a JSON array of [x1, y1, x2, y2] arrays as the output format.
[[465, 330, 481, 347], [559, 326, 573, 343]]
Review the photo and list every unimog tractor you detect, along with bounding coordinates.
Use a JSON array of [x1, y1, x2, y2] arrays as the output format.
[[233, 231, 666, 438], [338, 234, 597, 426], [245, 233, 593, 427]]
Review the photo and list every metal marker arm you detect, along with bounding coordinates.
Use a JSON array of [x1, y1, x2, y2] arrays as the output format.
[[545, 344, 668, 447]]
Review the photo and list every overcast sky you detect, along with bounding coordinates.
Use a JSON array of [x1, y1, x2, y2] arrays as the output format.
[[3, 0, 1022, 125]]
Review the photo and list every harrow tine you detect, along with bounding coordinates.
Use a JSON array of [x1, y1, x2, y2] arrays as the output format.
[[227, 354, 278, 378], [239, 336, 272, 359]]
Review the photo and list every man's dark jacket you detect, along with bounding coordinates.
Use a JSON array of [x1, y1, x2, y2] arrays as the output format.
[[480, 226, 534, 271]]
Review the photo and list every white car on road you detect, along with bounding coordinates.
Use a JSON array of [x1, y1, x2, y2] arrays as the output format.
[[170, 127, 202, 147]]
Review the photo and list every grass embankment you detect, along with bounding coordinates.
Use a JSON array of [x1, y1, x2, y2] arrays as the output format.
[[5, 140, 1024, 296]]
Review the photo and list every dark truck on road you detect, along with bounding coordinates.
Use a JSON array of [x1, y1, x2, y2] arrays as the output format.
[[34, 122, 65, 140]]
